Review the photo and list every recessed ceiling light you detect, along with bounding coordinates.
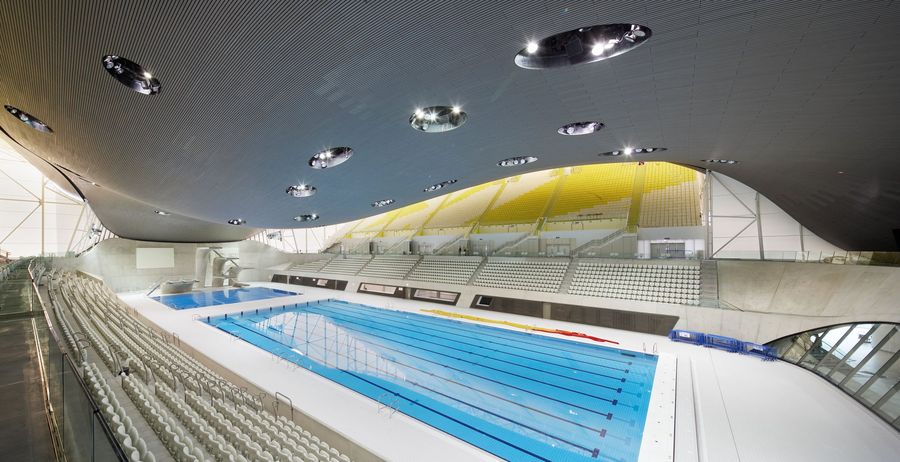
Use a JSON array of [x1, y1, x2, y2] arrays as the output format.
[[286, 184, 316, 198], [371, 199, 395, 207], [4, 105, 52, 133], [558, 121, 603, 136], [497, 156, 538, 167], [102, 55, 161, 95], [600, 147, 667, 156], [308, 146, 353, 169], [293, 214, 319, 222], [154, 210, 170, 216], [701, 159, 739, 164], [424, 179, 458, 192], [410, 106, 467, 133], [515, 24, 652, 69], [227, 218, 246, 225]]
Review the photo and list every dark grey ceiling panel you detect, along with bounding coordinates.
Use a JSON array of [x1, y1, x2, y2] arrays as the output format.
[[0, 0, 898, 249]]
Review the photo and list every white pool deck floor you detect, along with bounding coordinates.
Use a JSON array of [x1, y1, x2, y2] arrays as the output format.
[[120, 283, 900, 462]]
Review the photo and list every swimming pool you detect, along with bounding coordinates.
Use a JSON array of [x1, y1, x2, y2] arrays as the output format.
[[206, 300, 657, 462], [152, 287, 298, 309]]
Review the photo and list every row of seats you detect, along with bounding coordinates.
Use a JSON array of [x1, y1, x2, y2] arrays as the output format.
[[474, 258, 568, 293], [51, 272, 355, 462], [84, 362, 156, 462], [319, 256, 371, 275], [407, 256, 482, 285], [357, 255, 420, 279], [290, 258, 333, 272], [568, 261, 702, 305]]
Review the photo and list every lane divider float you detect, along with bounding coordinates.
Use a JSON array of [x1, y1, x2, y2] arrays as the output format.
[[420, 309, 619, 345]]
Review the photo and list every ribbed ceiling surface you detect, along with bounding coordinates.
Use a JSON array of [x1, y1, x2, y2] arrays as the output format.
[[1, 1, 899, 249]]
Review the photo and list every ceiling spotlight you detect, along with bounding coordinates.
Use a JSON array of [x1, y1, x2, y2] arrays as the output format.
[[410, 106, 468, 133], [600, 147, 667, 157], [286, 184, 317, 198], [227, 218, 246, 225], [701, 159, 739, 164], [558, 121, 603, 136], [371, 199, 395, 208], [293, 214, 319, 222], [102, 55, 161, 95], [308, 146, 352, 169], [4, 105, 52, 133], [515, 24, 652, 69], [154, 210, 170, 216], [497, 156, 538, 167], [424, 179, 458, 192]]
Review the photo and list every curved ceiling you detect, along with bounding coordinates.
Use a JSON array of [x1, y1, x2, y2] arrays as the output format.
[[1, 1, 899, 250]]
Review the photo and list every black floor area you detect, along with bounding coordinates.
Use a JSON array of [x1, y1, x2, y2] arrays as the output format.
[[0, 277, 54, 461]]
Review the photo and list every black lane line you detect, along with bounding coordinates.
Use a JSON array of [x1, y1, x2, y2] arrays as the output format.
[[223, 319, 561, 462], [235, 316, 616, 418], [281, 306, 629, 392], [311, 302, 632, 375], [292, 305, 625, 404], [324, 300, 635, 366]]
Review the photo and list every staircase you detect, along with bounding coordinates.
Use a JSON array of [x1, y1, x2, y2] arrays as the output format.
[[699, 260, 720, 307], [466, 257, 490, 285], [571, 229, 626, 255], [493, 232, 533, 255], [558, 257, 580, 293]]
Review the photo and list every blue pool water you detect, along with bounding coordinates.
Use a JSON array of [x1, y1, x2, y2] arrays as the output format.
[[206, 300, 657, 462], [152, 287, 298, 309]]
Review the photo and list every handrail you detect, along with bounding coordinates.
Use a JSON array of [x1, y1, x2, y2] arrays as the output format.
[[274, 391, 294, 421], [28, 260, 128, 462]]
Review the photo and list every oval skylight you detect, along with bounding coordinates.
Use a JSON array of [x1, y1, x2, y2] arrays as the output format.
[[424, 179, 458, 192], [293, 214, 319, 222], [286, 184, 317, 198], [558, 121, 603, 136], [515, 24, 652, 69], [600, 147, 667, 156], [227, 218, 246, 225], [410, 106, 467, 133], [4, 105, 52, 133], [371, 199, 395, 208], [497, 156, 538, 167], [102, 55, 161, 95], [308, 147, 353, 169]]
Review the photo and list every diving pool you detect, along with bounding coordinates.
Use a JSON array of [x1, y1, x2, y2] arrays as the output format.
[[151, 287, 298, 309], [206, 300, 657, 462]]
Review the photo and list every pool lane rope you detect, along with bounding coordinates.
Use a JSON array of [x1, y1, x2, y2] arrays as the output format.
[[420, 309, 619, 345]]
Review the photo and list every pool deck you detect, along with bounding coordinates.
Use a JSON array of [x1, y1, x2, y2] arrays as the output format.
[[120, 282, 900, 462]]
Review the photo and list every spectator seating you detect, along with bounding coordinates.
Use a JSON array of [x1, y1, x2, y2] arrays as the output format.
[[407, 256, 483, 285], [319, 255, 372, 275], [474, 258, 568, 293], [357, 255, 420, 280], [567, 261, 701, 305]]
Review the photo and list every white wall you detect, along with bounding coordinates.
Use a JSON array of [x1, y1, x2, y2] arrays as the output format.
[[709, 172, 842, 259]]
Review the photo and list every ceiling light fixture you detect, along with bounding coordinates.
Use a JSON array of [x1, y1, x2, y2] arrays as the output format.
[[293, 214, 319, 222], [515, 24, 652, 69], [4, 105, 52, 133], [601, 147, 667, 156], [308, 146, 352, 169], [558, 121, 603, 136], [410, 106, 467, 133], [424, 179, 458, 192], [154, 210, 170, 216], [497, 156, 538, 167], [227, 218, 246, 225], [285, 184, 317, 198], [102, 55, 161, 95], [371, 199, 395, 207], [701, 159, 739, 164]]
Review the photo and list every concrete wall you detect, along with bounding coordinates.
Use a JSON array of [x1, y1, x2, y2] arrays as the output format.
[[717, 260, 900, 320], [67, 238, 323, 292]]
